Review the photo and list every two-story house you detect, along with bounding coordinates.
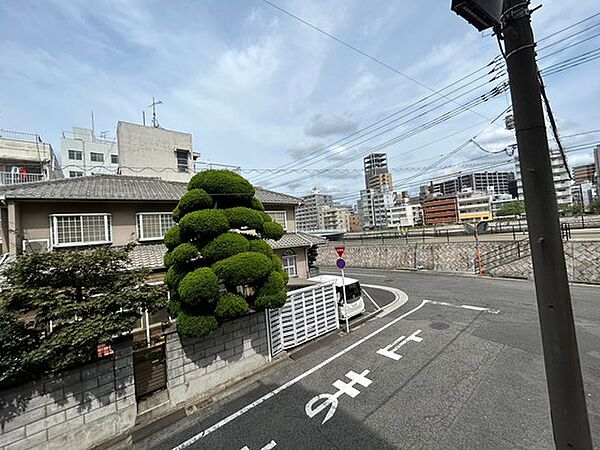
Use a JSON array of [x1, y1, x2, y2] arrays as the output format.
[[0, 175, 323, 279]]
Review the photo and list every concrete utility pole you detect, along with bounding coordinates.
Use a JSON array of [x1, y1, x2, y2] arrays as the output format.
[[501, 1, 592, 447]]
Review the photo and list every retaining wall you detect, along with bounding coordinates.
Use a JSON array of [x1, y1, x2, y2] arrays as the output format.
[[317, 240, 600, 284], [0, 338, 136, 450], [165, 312, 270, 406]]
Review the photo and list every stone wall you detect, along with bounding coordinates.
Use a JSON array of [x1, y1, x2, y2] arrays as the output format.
[[317, 240, 600, 284], [0, 338, 136, 450], [165, 312, 270, 406]]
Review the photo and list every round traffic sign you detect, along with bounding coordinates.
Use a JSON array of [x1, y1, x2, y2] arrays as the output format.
[[336, 258, 346, 269]]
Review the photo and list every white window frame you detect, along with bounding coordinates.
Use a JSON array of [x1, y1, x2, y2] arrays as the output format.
[[282, 249, 297, 277], [69, 171, 83, 178], [68, 149, 83, 160], [266, 210, 288, 231], [50, 213, 112, 248], [175, 149, 189, 173], [111, 154, 119, 164], [136, 212, 175, 241], [90, 152, 104, 162]]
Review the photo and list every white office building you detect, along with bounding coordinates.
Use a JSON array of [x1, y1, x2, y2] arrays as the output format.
[[387, 201, 423, 228], [61, 127, 118, 178], [357, 187, 395, 230]]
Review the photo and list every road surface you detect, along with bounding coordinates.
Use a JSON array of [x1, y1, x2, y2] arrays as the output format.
[[138, 270, 600, 449]]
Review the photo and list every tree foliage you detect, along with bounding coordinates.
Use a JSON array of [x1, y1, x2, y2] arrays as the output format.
[[0, 245, 166, 387], [590, 199, 600, 214], [496, 200, 525, 217], [168, 170, 288, 338]]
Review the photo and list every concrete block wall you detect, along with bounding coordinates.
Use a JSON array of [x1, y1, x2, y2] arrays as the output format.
[[165, 313, 269, 406], [0, 338, 137, 450], [317, 240, 600, 284]]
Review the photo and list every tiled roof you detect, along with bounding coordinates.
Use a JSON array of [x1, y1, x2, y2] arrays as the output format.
[[266, 232, 326, 250], [0, 174, 300, 205]]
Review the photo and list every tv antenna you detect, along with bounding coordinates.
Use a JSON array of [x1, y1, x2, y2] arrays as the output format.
[[148, 97, 162, 128]]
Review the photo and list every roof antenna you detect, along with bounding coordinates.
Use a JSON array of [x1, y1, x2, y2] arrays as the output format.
[[148, 97, 162, 128]]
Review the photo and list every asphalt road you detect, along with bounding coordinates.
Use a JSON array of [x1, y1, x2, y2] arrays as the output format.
[[139, 270, 600, 449]]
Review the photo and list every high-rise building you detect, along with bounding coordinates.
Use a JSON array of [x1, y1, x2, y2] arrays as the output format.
[[357, 187, 395, 229], [573, 164, 596, 185], [363, 153, 392, 190], [421, 171, 514, 197], [457, 189, 492, 222], [387, 200, 423, 228], [349, 212, 362, 232], [515, 149, 572, 208], [61, 127, 118, 178], [422, 195, 459, 225], [318, 206, 351, 232], [296, 188, 334, 231]]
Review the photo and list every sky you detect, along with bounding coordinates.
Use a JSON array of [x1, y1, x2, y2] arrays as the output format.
[[0, 0, 599, 203]]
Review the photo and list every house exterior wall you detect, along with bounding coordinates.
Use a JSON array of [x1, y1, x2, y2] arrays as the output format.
[[117, 122, 194, 182], [274, 247, 309, 279], [0, 134, 61, 185], [264, 204, 297, 233]]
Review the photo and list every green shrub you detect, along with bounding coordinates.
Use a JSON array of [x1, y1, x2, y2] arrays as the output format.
[[249, 240, 273, 258], [188, 170, 254, 207], [256, 271, 285, 296], [255, 291, 287, 309], [259, 212, 272, 223], [165, 265, 185, 290], [201, 232, 250, 264], [177, 267, 220, 306], [178, 189, 213, 215], [172, 207, 183, 223], [261, 221, 284, 240], [163, 250, 174, 268], [176, 313, 218, 338], [271, 254, 284, 272], [164, 225, 181, 250], [215, 294, 249, 319], [250, 197, 265, 211], [224, 207, 265, 231], [167, 298, 182, 318], [179, 210, 229, 242], [212, 252, 272, 287], [170, 243, 199, 266]]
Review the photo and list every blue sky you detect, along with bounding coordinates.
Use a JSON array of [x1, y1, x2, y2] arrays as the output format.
[[1, 0, 598, 201]]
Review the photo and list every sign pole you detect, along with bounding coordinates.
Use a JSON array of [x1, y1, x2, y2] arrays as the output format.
[[341, 268, 349, 334]]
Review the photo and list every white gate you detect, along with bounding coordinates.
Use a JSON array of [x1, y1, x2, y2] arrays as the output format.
[[266, 282, 339, 357]]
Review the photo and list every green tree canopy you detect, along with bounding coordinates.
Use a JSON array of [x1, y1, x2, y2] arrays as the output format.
[[496, 200, 525, 217], [167, 170, 287, 338], [0, 245, 166, 387]]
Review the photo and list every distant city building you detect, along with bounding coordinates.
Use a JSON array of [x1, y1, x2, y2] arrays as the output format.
[[363, 153, 392, 191], [319, 206, 351, 232], [422, 195, 459, 225], [117, 121, 196, 182], [349, 212, 362, 232], [387, 200, 423, 228], [0, 129, 61, 186], [515, 149, 572, 208], [595, 144, 600, 197], [421, 171, 514, 197], [573, 163, 596, 185], [357, 187, 395, 229], [457, 189, 492, 222], [572, 182, 597, 210], [61, 127, 118, 178], [296, 188, 334, 231], [491, 193, 516, 218]]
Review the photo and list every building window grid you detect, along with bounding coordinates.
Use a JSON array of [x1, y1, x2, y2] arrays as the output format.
[[111, 154, 119, 164], [176, 150, 189, 173], [52, 214, 111, 247], [266, 211, 287, 230], [90, 152, 104, 162], [69, 171, 83, 178], [137, 213, 175, 240], [68, 149, 83, 160], [282, 250, 297, 277]]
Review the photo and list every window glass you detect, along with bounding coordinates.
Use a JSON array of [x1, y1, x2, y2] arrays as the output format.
[[176, 150, 189, 173], [52, 214, 111, 246], [68, 150, 82, 160], [282, 250, 297, 277], [90, 152, 104, 162], [111, 154, 119, 164], [267, 211, 287, 230], [137, 213, 175, 240]]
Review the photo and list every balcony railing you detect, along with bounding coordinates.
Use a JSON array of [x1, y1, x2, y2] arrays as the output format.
[[0, 171, 45, 185]]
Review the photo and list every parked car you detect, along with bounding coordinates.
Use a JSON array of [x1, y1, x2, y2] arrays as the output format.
[[308, 275, 366, 320]]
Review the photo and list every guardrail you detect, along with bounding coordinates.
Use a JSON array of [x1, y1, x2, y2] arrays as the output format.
[[0, 171, 45, 185]]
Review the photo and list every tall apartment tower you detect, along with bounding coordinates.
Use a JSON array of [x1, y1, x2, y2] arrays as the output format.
[[296, 188, 334, 231], [363, 153, 393, 191]]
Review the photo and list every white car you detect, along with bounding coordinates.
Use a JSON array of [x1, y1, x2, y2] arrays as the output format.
[[308, 275, 366, 320]]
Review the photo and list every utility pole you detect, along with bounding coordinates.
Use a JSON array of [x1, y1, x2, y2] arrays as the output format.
[[501, 1, 592, 447]]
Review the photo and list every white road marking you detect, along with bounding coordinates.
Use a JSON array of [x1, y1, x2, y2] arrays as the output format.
[[588, 351, 600, 360], [171, 297, 498, 449], [425, 299, 500, 314], [305, 370, 372, 425], [376, 330, 423, 361], [240, 440, 277, 450], [362, 288, 381, 310], [322, 271, 386, 278]]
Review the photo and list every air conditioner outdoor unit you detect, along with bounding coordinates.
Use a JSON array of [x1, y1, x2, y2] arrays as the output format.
[[23, 239, 50, 254]]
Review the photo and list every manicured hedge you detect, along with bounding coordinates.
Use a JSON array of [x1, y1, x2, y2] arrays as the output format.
[[177, 267, 220, 306], [164, 224, 181, 250], [261, 221, 284, 240], [249, 240, 273, 258], [170, 243, 199, 266], [224, 207, 265, 231], [201, 232, 250, 264], [163, 250, 174, 269], [256, 271, 285, 296], [176, 313, 218, 338], [165, 265, 184, 290], [255, 291, 287, 309], [172, 207, 183, 223], [178, 189, 213, 215], [250, 197, 265, 211], [179, 210, 229, 242], [212, 252, 272, 287], [188, 170, 254, 207], [215, 294, 249, 319]]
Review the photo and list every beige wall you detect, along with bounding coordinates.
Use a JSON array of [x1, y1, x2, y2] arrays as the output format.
[[274, 246, 309, 279], [264, 204, 297, 232], [117, 122, 193, 182], [17, 200, 177, 251]]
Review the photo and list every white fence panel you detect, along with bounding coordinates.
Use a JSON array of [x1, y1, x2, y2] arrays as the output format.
[[266, 282, 338, 357]]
